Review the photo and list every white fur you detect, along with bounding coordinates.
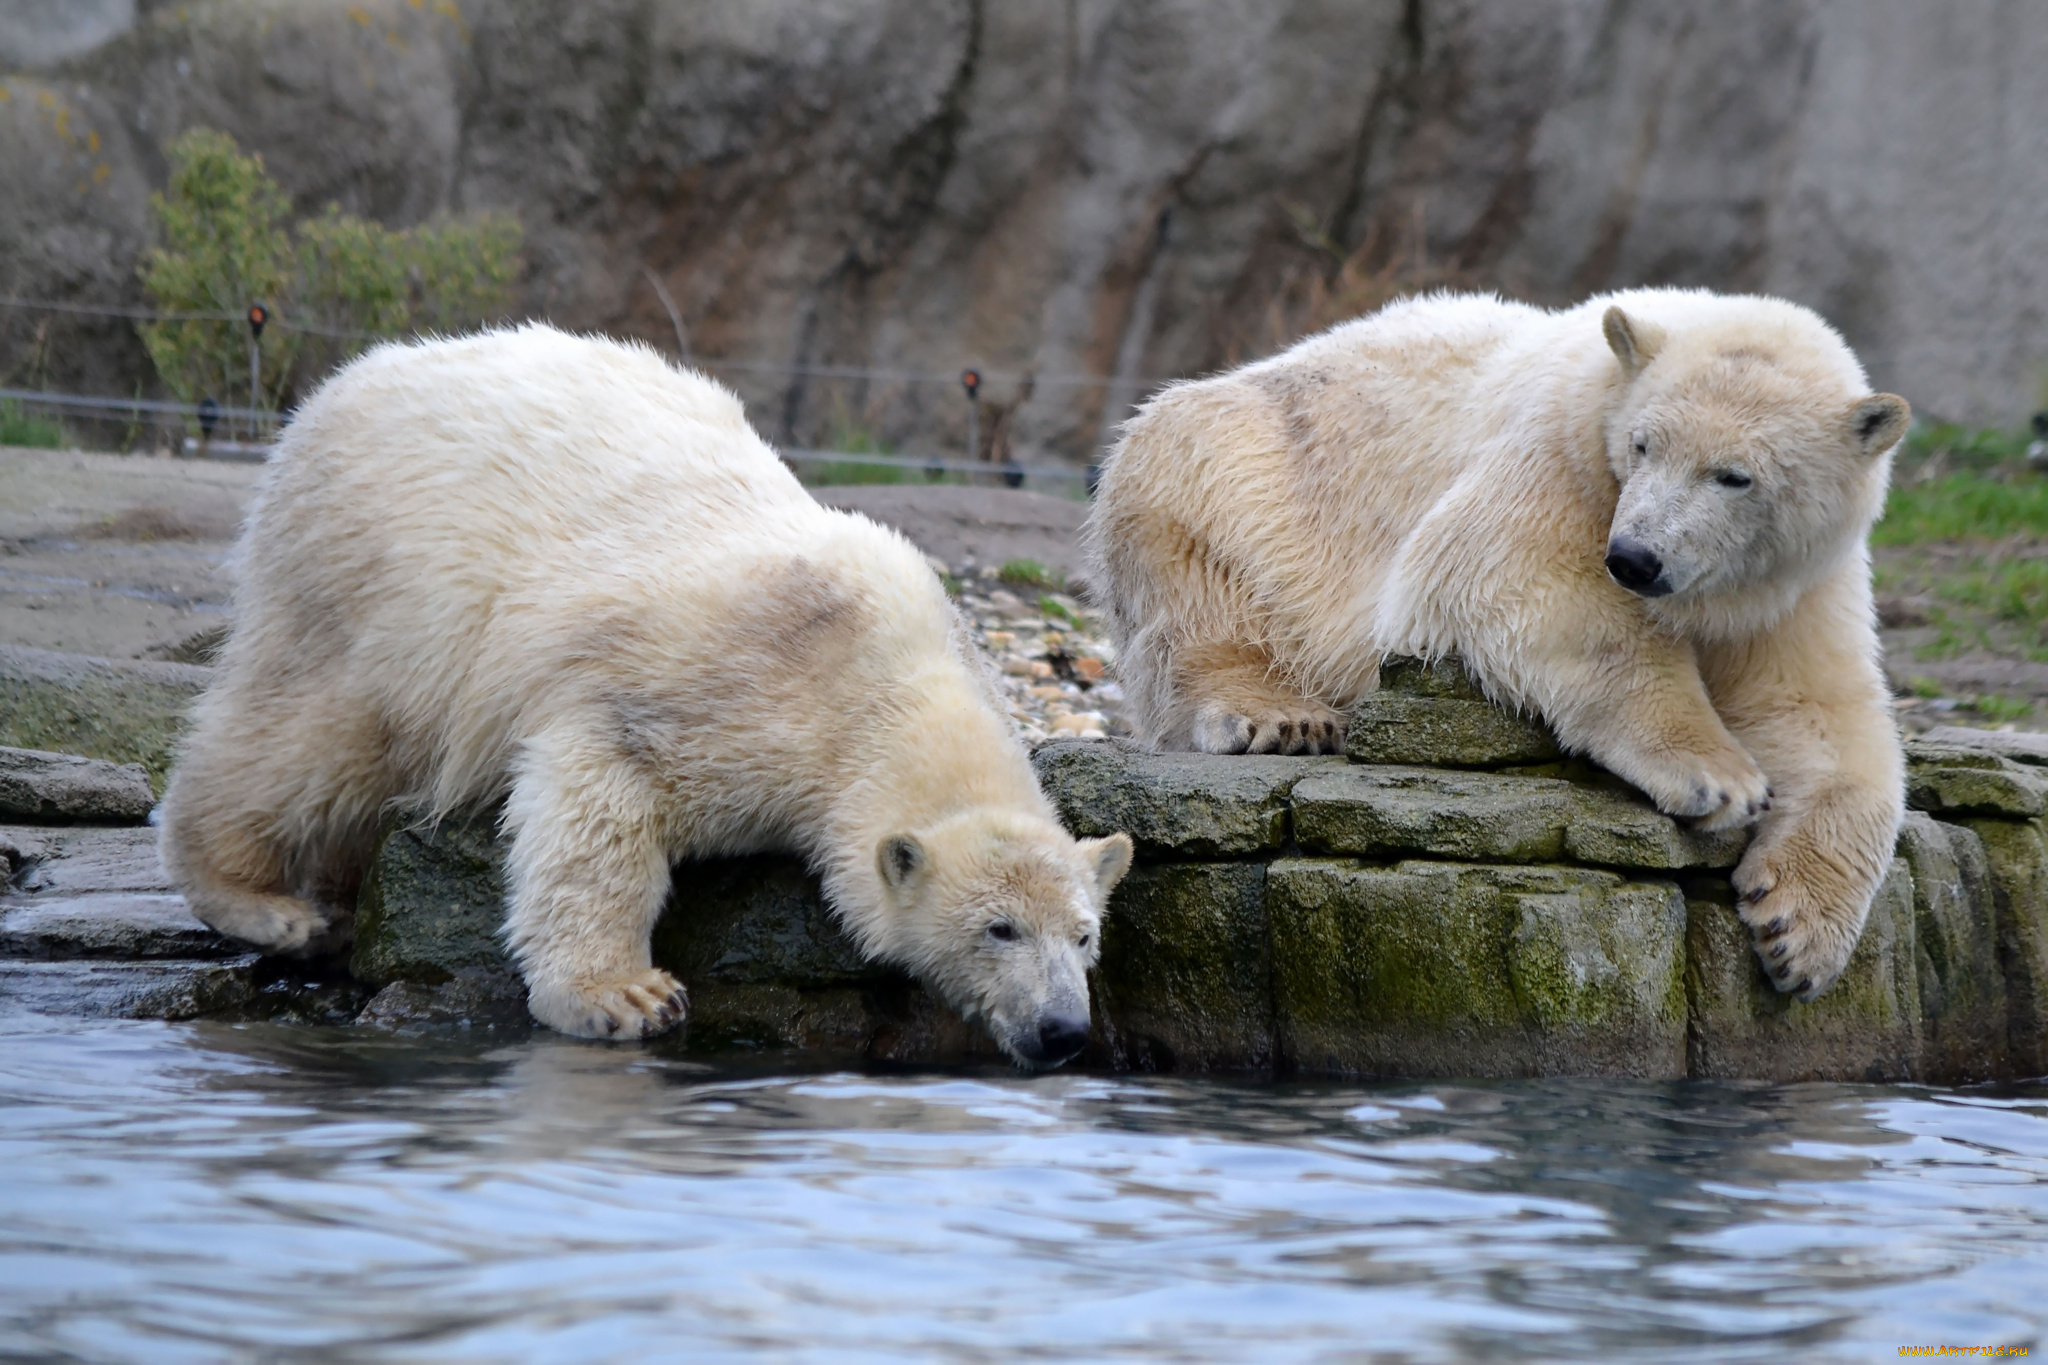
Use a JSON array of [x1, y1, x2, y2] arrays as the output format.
[[160, 324, 1131, 1064], [1086, 288, 1907, 1000]]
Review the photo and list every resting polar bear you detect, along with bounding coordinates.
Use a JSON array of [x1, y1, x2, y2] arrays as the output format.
[[1086, 289, 1908, 1000], [161, 325, 1132, 1067]]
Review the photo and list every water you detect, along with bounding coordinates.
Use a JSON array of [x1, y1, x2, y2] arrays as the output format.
[[2, 1013, 2043, 1363]]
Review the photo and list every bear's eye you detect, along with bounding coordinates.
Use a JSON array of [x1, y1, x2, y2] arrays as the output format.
[[986, 922, 1018, 942], [1631, 434, 1648, 456], [1714, 469, 1753, 490], [1077, 933, 1091, 949]]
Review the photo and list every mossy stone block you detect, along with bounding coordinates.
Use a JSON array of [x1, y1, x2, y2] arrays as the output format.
[[0, 646, 211, 796], [651, 855, 944, 1054], [351, 816, 947, 1053], [1683, 859, 1921, 1081], [1292, 765, 1743, 869], [1956, 816, 2048, 1075], [1375, 655, 1490, 700], [1896, 813, 2009, 1081], [1345, 656, 1560, 768], [1267, 857, 1687, 1078], [1091, 862, 1273, 1071], [1904, 740, 2048, 818], [1344, 694, 1563, 768], [1032, 739, 1337, 857], [351, 814, 511, 988]]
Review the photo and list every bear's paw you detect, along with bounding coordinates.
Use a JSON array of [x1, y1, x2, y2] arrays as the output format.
[[528, 969, 689, 1040], [1732, 842, 1861, 1001]]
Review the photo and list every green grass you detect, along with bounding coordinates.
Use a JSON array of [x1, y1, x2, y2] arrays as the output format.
[[1876, 471, 2048, 545], [799, 458, 912, 485], [0, 399, 62, 448], [1902, 421, 2032, 470], [1977, 693, 2034, 723]]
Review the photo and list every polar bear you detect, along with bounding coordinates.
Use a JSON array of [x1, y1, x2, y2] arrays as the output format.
[[1085, 288, 1908, 1001], [160, 325, 1132, 1067]]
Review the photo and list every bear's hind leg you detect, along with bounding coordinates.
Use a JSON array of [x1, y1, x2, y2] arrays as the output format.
[[161, 799, 339, 956], [1177, 641, 1345, 755], [161, 685, 395, 956]]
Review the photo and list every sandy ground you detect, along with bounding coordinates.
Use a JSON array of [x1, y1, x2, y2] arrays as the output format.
[[0, 446, 1091, 662], [0, 448, 257, 660]]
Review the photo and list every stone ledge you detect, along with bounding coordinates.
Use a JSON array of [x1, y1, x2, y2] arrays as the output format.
[[1292, 765, 1744, 870], [1031, 741, 1339, 857], [0, 745, 155, 824], [0, 647, 211, 795], [1904, 738, 2048, 818], [0, 892, 231, 960]]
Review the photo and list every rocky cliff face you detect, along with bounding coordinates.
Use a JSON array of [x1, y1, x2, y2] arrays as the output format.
[[5, 0, 2045, 458]]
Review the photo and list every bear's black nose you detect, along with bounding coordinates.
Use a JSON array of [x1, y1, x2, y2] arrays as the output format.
[[1605, 539, 1670, 597], [1037, 1014, 1090, 1065]]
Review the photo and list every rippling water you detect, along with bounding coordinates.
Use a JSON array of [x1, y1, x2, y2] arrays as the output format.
[[1, 1013, 2043, 1362]]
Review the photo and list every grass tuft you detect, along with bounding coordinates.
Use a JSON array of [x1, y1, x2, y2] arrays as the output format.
[[0, 399, 62, 448], [999, 559, 1058, 591]]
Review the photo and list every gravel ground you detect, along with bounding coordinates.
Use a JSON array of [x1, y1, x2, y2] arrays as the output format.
[[951, 570, 1128, 743]]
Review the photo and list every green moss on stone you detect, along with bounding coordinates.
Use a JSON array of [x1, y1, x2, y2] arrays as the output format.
[[1091, 862, 1273, 1071], [1267, 857, 1686, 1078], [1292, 765, 1743, 870], [1896, 813, 2009, 1081], [0, 646, 210, 796], [1956, 816, 2048, 1075]]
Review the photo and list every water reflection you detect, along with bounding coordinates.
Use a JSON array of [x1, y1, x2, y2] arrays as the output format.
[[1, 1013, 2042, 1361]]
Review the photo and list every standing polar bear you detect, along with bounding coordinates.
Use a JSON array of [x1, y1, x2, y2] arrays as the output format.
[[161, 325, 1132, 1067], [1086, 288, 1909, 1001]]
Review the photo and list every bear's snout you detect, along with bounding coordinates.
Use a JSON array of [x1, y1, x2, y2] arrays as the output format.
[[1033, 1012, 1090, 1066], [1605, 538, 1671, 597]]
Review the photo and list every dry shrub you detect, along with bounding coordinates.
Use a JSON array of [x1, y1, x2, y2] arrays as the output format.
[[1261, 201, 1475, 350], [80, 505, 236, 542]]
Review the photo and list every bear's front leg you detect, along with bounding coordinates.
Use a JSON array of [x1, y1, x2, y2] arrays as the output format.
[[1706, 611, 1906, 1000], [500, 733, 687, 1040], [1533, 634, 1772, 832]]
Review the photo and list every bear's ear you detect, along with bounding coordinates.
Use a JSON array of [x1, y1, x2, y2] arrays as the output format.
[[1080, 833, 1134, 902], [1603, 306, 1666, 376], [877, 834, 928, 890], [1847, 394, 1911, 455]]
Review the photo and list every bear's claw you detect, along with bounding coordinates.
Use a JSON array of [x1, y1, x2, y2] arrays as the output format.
[[1192, 702, 1346, 756]]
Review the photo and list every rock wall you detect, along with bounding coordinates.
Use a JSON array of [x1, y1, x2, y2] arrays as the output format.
[[351, 660, 2048, 1081], [4, 0, 2045, 455]]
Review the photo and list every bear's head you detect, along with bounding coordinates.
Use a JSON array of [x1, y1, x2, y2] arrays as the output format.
[[870, 812, 1133, 1070], [1598, 303, 1909, 630]]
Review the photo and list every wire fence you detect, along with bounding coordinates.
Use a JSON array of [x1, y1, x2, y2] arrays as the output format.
[[0, 387, 1101, 491], [0, 293, 1175, 487], [0, 294, 1178, 388]]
